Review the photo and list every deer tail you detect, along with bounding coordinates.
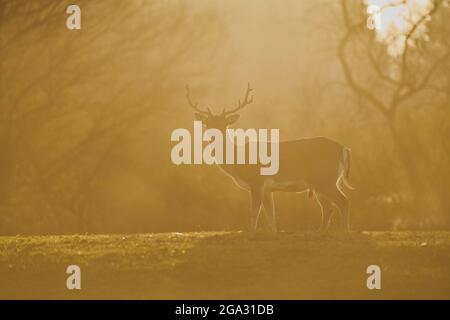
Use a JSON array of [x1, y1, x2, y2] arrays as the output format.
[[341, 148, 355, 190]]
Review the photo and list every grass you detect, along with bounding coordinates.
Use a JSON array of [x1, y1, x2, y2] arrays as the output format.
[[0, 231, 449, 299]]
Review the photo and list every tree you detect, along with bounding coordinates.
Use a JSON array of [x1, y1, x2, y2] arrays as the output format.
[[0, 0, 224, 233], [337, 0, 450, 226]]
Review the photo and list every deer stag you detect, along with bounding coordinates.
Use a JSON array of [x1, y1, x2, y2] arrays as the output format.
[[186, 83, 354, 233]]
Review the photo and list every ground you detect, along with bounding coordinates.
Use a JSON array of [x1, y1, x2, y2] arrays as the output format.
[[0, 231, 449, 299]]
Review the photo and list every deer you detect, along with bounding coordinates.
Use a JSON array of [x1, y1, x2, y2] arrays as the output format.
[[185, 83, 354, 233]]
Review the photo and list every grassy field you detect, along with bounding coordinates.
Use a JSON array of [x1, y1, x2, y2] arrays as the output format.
[[0, 231, 449, 299]]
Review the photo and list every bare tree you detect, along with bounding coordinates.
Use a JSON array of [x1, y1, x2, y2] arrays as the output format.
[[0, 0, 224, 233], [337, 0, 450, 226]]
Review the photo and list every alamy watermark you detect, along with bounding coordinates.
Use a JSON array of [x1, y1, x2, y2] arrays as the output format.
[[66, 5, 81, 30], [171, 121, 280, 176]]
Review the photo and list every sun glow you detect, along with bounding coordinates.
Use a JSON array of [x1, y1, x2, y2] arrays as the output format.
[[365, 0, 435, 56]]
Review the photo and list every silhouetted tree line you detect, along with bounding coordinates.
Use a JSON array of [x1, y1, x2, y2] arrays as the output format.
[[0, 0, 449, 234]]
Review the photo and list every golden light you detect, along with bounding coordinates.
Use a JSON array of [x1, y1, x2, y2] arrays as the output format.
[[366, 0, 434, 56]]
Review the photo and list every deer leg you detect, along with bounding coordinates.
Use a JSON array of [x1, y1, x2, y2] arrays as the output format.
[[262, 192, 277, 232], [328, 187, 350, 232], [314, 193, 334, 231], [249, 187, 264, 233]]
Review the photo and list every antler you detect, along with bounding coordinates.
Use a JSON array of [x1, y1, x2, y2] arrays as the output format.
[[223, 83, 254, 115], [185, 85, 211, 115]]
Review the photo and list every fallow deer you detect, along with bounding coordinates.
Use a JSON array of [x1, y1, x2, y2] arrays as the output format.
[[186, 83, 354, 232]]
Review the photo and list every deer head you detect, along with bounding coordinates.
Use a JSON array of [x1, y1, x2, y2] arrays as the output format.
[[186, 83, 254, 132]]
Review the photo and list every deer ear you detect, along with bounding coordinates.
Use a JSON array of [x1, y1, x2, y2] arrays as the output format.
[[226, 114, 240, 125], [194, 113, 208, 122]]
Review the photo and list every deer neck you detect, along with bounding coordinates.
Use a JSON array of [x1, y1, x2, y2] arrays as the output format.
[[213, 127, 239, 176]]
